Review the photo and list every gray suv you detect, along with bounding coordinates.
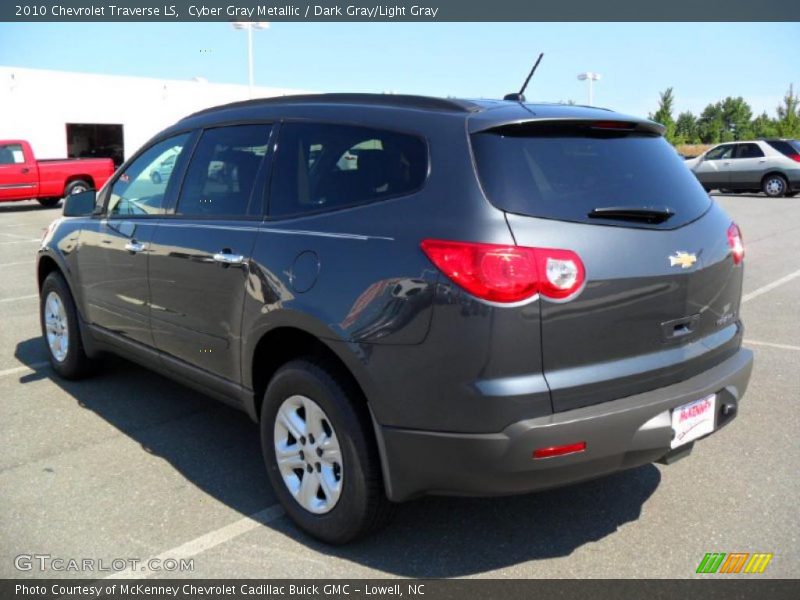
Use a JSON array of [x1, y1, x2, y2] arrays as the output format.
[[685, 139, 800, 197], [37, 94, 753, 543]]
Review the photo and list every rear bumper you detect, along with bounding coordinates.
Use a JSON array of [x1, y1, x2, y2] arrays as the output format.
[[379, 348, 753, 502]]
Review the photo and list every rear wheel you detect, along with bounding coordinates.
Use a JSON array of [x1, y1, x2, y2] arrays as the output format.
[[40, 272, 94, 379], [762, 174, 788, 198], [64, 179, 91, 198], [37, 197, 61, 208], [260, 358, 393, 544]]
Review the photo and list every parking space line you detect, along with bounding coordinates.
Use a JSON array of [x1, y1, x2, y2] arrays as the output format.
[[744, 340, 800, 351], [0, 362, 49, 379], [742, 268, 800, 303], [104, 504, 285, 579], [0, 261, 33, 268], [0, 239, 39, 245], [0, 294, 38, 303], [0, 231, 36, 240]]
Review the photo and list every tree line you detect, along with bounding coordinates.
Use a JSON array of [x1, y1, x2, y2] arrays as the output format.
[[650, 85, 800, 145]]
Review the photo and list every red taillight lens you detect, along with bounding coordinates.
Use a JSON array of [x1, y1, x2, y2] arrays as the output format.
[[420, 239, 585, 303], [727, 223, 744, 265], [790, 154, 800, 163], [533, 441, 587, 459]]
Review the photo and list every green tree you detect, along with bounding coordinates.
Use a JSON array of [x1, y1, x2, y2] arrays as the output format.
[[650, 87, 677, 143], [697, 103, 725, 143], [674, 111, 699, 144], [719, 96, 753, 140], [751, 111, 778, 139], [776, 84, 800, 138]]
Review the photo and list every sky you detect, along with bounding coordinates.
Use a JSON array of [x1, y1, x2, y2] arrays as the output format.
[[0, 22, 798, 119]]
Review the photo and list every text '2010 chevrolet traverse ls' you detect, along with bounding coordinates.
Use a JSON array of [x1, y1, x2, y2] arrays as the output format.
[[38, 94, 753, 543]]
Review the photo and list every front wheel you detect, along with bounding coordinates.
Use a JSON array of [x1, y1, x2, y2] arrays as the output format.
[[762, 174, 788, 198], [40, 272, 94, 379], [260, 359, 394, 544]]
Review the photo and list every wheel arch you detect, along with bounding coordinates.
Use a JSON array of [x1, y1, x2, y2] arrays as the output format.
[[761, 170, 788, 185], [248, 325, 374, 424], [64, 175, 95, 194]]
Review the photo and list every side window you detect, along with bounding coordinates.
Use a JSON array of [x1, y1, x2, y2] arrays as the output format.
[[706, 145, 734, 160], [0, 143, 25, 164], [176, 124, 272, 217], [270, 122, 428, 217], [107, 134, 190, 216], [735, 143, 764, 159]]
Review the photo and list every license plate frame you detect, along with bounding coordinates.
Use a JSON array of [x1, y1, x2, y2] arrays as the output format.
[[670, 394, 716, 449]]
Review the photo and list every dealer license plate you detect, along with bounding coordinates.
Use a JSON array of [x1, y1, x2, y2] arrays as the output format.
[[670, 394, 716, 449]]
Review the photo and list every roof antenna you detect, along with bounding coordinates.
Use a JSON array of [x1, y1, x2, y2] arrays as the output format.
[[504, 53, 544, 102]]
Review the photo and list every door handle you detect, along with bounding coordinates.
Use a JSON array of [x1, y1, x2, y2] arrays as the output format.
[[20, 167, 30, 174], [213, 251, 245, 265], [759, 159, 767, 163], [124, 240, 147, 253], [723, 161, 731, 165]]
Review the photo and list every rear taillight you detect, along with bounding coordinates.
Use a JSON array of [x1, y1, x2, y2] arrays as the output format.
[[789, 154, 800, 163], [727, 223, 744, 265], [420, 239, 585, 303]]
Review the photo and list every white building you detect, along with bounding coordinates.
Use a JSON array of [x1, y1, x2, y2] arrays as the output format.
[[0, 66, 308, 165]]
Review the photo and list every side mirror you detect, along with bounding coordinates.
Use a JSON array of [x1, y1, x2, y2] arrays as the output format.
[[63, 190, 97, 217]]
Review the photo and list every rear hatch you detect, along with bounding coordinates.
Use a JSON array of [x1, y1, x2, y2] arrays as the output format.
[[471, 119, 745, 412]]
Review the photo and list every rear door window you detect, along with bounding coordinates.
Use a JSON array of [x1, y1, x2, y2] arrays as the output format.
[[470, 123, 711, 229], [176, 124, 272, 217], [734, 143, 764, 159], [269, 122, 428, 217]]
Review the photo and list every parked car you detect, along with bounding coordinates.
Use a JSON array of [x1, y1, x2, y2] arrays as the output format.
[[0, 140, 115, 207], [684, 139, 800, 197], [37, 94, 753, 544]]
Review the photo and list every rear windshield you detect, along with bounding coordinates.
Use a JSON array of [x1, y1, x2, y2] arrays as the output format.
[[767, 140, 800, 156], [471, 124, 712, 229]]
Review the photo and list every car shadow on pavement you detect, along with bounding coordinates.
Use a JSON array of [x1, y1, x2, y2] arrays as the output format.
[[14, 335, 661, 577], [0, 202, 60, 214]]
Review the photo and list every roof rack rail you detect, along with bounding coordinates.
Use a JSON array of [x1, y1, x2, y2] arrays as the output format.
[[187, 93, 482, 119]]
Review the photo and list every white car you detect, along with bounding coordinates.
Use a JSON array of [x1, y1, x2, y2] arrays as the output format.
[[684, 139, 800, 197]]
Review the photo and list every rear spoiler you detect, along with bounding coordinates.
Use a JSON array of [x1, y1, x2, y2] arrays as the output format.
[[470, 118, 665, 137]]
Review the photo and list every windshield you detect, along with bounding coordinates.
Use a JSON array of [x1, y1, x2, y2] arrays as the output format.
[[471, 124, 712, 229]]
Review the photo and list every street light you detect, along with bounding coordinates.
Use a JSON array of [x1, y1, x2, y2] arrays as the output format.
[[577, 72, 602, 106], [232, 21, 269, 99]]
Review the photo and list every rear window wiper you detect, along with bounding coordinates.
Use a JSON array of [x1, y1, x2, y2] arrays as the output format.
[[587, 206, 675, 224]]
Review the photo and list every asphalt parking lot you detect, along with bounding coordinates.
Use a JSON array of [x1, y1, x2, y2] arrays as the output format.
[[1, 194, 798, 579]]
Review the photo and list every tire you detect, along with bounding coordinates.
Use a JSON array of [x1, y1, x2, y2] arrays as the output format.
[[64, 179, 91, 198], [37, 197, 61, 208], [762, 174, 788, 198], [40, 271, 94, 379], [260, 358, 394, 544]]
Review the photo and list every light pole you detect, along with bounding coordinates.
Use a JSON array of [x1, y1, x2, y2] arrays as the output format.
[[577, 72, 602, 106], [232, 22, 269, 99]]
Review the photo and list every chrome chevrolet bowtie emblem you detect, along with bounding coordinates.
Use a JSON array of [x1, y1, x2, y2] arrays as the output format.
[[669, 251, 697, 269]]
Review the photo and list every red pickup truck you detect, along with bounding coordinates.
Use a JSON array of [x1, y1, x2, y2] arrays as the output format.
[[0, 140, 115, 207]]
